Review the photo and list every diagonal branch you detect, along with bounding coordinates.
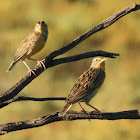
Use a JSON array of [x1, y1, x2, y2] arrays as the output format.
[[0, 109, 140, 135], [0, 3, 139, 106], [46, 3, 140, 60]]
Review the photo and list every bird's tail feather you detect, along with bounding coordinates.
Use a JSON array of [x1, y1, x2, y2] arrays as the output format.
[[6, 61, 16, 72], [58, 103, 72, 117]]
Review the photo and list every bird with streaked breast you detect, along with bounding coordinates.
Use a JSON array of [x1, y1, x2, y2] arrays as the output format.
[[59, 57, 108, 117], [7, 21, 48, 75]]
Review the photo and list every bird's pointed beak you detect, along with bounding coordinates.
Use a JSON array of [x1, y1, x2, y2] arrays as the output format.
[[100, 57, 108, 62]]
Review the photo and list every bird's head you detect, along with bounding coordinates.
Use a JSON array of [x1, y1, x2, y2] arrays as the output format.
[[35, 21, 48, 33], [90, 57, 108, 70]]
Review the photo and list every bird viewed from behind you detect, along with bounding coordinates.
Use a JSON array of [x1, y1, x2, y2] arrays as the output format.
[[7, 21, 48, 75], [58, 57, 108, 117]]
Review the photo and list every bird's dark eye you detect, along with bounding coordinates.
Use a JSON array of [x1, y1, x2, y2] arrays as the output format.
[[37, 21, 45, 25], [41, 21, 45, 24]]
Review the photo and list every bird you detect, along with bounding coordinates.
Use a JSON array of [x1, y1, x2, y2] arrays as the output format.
[[58, 56, 108, 116], [7, 21, 48, 75]]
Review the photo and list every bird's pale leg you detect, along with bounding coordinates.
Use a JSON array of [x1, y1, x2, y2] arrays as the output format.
[[78, 102, 86, 113], [27, 57, 46, 69], [78, 102, 91, 121], [23, 61, 36, 76], [86, 102, 100, 112]]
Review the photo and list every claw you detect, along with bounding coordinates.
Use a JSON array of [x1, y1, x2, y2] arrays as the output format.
[[37, 60, 46, 69], [28, 69, 36, 76], [22, 61, 36, 76], [27, 57, 46, 70]]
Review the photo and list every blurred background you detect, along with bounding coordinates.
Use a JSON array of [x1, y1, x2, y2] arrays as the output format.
[[0, 0, 140, 140]]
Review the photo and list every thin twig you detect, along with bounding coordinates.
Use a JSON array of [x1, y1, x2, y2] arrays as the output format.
[[0, 96, 66, 109], [46, 50, 119, 67]]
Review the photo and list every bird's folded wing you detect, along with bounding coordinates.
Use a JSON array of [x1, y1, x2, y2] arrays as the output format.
[[67, 68, 100, 104], [13, 32, 33, 62]]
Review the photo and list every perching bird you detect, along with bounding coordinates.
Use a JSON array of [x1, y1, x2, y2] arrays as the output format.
[[7, 21, 48, 75], [58, 57, 108, 116]]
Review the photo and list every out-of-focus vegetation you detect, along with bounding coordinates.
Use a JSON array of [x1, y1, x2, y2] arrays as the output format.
[[0, 0, 140, 140]]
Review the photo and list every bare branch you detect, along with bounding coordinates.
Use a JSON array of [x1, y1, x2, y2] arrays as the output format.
[[46, 50, 119, 67], [0, 96, 66, 109], [0, 3, 140, 107], [0, 109, 140, 135], [46, 3, 140, 60]]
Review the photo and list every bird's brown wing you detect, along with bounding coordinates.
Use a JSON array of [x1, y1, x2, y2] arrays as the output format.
[[13, 32, 35, 62], [67, 68, 100, 104]]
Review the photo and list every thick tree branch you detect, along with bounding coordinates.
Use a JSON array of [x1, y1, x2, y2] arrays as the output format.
[[0, 3, 139, 107], [0, 109, 140, 135]]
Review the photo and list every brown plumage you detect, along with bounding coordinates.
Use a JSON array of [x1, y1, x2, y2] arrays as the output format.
[[7, 21, 48, 75], [59, 57, 108, 116]]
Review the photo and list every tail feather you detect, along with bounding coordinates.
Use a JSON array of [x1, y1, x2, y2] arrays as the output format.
[[6, 61, 16, 72], [58, 103, 72, 117]]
